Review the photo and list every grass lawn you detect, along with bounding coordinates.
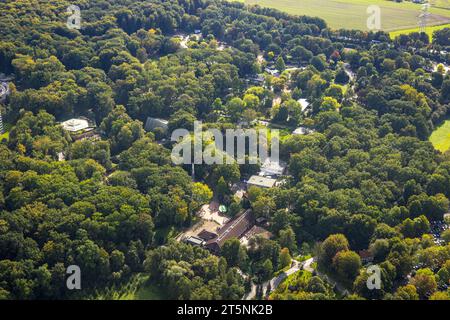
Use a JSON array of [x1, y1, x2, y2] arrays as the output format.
[[295, 254, 312, 263], [133, 284, 166, 300], [0, 123, 11, 141], [0, 131, 9, 141], [236, 0, 450, 32], [118, 283, 166, 300], [93, 274, 167, 300], [270, 270, 312, 296], [154, 225, 178, 245], [430, 120, 450, 153]]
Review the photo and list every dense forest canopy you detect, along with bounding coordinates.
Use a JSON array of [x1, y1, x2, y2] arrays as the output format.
[[0, 0, 449, 300]]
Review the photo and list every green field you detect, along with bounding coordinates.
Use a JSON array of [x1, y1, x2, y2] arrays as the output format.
[[115, 284, 166, 300], [239, 0, 450, 32], [389, 23, 450, 40], [92, 275, 166, 300], [430, 120, 450, 153], [0, 131, 9, 141]]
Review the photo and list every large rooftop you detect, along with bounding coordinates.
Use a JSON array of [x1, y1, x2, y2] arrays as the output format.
[[247, 175, 277, 189], [61, 119, 90, 132], [206, 210, 254, 253], [260, 159, 286, 177]]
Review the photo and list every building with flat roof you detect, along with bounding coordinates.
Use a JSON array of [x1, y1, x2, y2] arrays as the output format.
[[260, 159, 286, 177], [61, 118, 90, 133], [265, 67, 280, 77], [247, 175, 277, 189], [185, 236, 206, 247]]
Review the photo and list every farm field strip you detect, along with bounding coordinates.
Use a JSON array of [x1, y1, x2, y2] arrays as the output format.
[[238, 0, 450, 32]]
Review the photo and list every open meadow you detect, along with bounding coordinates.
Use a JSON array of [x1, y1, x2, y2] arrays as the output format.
[[240, 0, 450, 32], [430, 120, 450, 153]]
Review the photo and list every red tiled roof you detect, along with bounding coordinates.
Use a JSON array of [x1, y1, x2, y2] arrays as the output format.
[[358, 250, 373, 260]]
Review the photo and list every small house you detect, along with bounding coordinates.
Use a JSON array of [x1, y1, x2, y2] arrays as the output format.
[[185, 236, 206, 247], [358, 250, 374, 264]]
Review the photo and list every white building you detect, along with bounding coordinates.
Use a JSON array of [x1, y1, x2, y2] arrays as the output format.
[[260, 159, 286, 177], [247, 175, 277, 189], [184, 236, 205, 247], [61, 118, 90, 132], [265, 67, 280, 77], [293, 127, 309, 135]]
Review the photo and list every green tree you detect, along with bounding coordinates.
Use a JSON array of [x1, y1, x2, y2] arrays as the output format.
[[221, 238, 248, 269], [332, 250, 362, 283], [394, 285, 419, 300], [318, 234, 349, 269], [411, 269, 437, 299], [279, 227, 298, 254], [279, 248, 292, 269], [275, 56, 286, 72]]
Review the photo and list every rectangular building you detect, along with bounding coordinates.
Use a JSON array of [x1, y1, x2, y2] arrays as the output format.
[[205, 210, 254, 253], [260, 159, 286, 177], [247, 175, 277, 189]]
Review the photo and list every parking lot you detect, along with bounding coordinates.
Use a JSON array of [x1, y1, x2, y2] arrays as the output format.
[[198, 201, 230, 226], [430, 220, 449, 245]]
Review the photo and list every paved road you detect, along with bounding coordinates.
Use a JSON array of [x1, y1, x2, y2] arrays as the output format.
[[244, 257, 348, 299], [303, 257, 348, 296], [244, 259, 301, 300], [180, 35, 190, 49], [303, 257, 314, 273], [343, 63, 355, 81], [267, 259, 300, 293], [243, 256, 351, 299]]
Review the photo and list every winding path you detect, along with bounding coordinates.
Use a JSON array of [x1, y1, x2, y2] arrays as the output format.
[[243, 259, 302, 300], [243, 257, 348, 299]]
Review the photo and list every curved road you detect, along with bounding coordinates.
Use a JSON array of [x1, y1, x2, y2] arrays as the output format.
[[244, 259, 303, 300], [243, 257, 348, 299]]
